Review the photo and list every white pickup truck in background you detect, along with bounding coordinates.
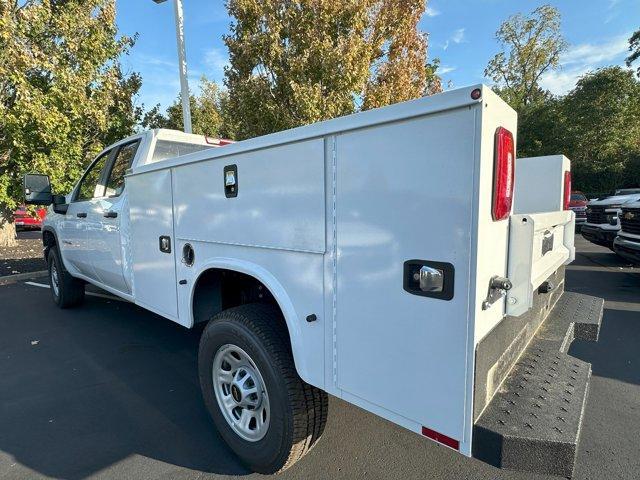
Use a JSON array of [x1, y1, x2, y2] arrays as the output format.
[[581, 192, 640, 249], [25, 85, 603, 478], [613, 201, 640, 264]]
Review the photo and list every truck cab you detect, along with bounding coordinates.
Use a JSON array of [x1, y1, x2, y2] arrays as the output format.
[[38, 129, 229, 299], [613, 201, 640, 264], [581, 193, 640, 249]]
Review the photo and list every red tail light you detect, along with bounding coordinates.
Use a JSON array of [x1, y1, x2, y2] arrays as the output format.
[[563, 170, 572, 210], [492, 127, 515, 221]]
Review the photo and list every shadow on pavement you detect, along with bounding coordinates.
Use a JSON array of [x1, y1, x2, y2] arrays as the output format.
[[0, 283, 249, 479], [570, 249, 637, 269], [570, 308, 640, 387], [567, 245, 640, 388]]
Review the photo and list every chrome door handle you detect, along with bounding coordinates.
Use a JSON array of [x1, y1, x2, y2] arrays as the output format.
[[103, 211, 118, 218], [76, 212, 87, 218]]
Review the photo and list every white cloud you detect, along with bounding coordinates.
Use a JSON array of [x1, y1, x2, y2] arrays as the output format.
[[562, 35, 629, 66], [425, 5, 440, 17], [203, 47, 230, 82], [123, 52, 212, 109], [540, 33, 631, 94], [439, 65, 456, 74], [451, 28, 465, 44], [443, 28, 466, 50]]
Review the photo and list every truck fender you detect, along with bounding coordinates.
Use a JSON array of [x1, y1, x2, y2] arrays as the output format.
[[189, 257, 311, 384]]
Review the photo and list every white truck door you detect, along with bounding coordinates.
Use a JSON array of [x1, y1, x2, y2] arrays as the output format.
[[58, 150, 112, 278], [85, 140, 140, 294], [128, 168, 179, 320]]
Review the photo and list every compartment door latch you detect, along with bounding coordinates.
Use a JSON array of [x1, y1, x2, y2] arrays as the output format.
[[403, 260, 455, 300]]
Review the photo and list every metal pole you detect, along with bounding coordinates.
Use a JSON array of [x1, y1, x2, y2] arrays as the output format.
[[172, 0, 193, 133]]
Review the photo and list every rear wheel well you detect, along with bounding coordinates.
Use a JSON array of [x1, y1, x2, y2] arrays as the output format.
[[192, 268, 280, 327]]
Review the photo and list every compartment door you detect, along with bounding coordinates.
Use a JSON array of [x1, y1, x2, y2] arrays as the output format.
[[128, 169, 179, 321], [334, 110, 476, 445]]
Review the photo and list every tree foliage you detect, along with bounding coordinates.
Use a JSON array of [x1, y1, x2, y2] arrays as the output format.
[[517, 67, 640, 193], [485, 4, 567, 110], [142, 77, 231, 138], [223, 0, 441, 140], [0, 0, 141, 242], [561, 67, 640, 191], [626, 29, 640, 77]]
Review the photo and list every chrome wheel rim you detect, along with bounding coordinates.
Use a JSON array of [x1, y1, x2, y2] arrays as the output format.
[[51, 264, 60, 297], [212, 344, 270, 442]]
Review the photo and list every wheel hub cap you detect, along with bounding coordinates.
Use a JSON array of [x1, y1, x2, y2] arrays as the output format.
[[212, 344, 270, 442], [51, 264, 59, 297]]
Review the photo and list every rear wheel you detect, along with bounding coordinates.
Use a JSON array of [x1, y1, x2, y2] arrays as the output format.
[[198, 303, 328, 474], [47, 246, 84, 308]]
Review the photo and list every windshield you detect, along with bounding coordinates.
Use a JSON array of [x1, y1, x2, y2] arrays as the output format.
[[150, 140, 214, 164], [570, 193, 587, 202]]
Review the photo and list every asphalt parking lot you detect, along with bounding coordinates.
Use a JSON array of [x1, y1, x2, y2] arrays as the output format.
[[0, 235, 638, 480]]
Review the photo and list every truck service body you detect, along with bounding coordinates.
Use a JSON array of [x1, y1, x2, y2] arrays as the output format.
[[26, 85, 603, 477]]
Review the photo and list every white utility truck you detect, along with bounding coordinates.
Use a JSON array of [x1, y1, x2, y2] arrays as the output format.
[[25, 85, 603, 478]]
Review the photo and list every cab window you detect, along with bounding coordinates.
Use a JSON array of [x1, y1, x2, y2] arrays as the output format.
[[105, 141, 140, 197], [150, 140, 212, 164], [75, 151, 110, 202]]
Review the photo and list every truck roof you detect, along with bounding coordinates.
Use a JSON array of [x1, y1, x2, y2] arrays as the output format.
[[129, 84, 495, 177], [153, 128, 230, 146]]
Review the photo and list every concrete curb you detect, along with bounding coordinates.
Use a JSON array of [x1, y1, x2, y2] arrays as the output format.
[[0, 270, 48, 286]]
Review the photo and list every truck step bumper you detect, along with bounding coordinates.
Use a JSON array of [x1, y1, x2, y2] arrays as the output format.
[[473, 292, 603, 478]]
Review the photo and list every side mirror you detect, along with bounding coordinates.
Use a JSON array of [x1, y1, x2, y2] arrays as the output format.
[[52, 194, 68, 214], [24, 173, 52, 205]]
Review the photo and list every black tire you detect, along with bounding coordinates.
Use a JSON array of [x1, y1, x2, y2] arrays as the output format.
[[47, 246, 85, 308], [198, 303, 328, 474]]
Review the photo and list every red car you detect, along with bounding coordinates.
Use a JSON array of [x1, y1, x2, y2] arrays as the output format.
[[569, 191, 588, 229], [14, 205, 46, 231]]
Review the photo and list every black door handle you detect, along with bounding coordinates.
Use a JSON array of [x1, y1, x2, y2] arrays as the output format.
[[76, 212, 87, 218], [103, 211, 118, 218]]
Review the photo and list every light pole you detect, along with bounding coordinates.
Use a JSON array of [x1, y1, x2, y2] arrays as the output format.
[[152, 0, 193, 134]]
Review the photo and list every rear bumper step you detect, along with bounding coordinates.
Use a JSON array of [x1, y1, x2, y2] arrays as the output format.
[[473, 292, 603, 478]]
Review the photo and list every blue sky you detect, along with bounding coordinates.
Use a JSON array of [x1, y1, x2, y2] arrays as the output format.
[[115, 0, 639, 111]]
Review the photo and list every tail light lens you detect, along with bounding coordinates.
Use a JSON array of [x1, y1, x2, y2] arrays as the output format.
[[492, 127, 515, 221], [563, 171, 572, 210]]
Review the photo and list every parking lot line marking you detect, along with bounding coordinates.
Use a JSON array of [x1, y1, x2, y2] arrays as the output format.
[[24, 281, 127, 302]]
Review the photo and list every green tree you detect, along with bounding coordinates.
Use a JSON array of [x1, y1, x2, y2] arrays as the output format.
[[626, 29, 640, 77], [223, 0, 440, 140], [516, 94, 565, 158], [0, 0, 140, 246], [142, 77, 231, 138], [561, 67, 640, 192], [485, 4, 567, 110]]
